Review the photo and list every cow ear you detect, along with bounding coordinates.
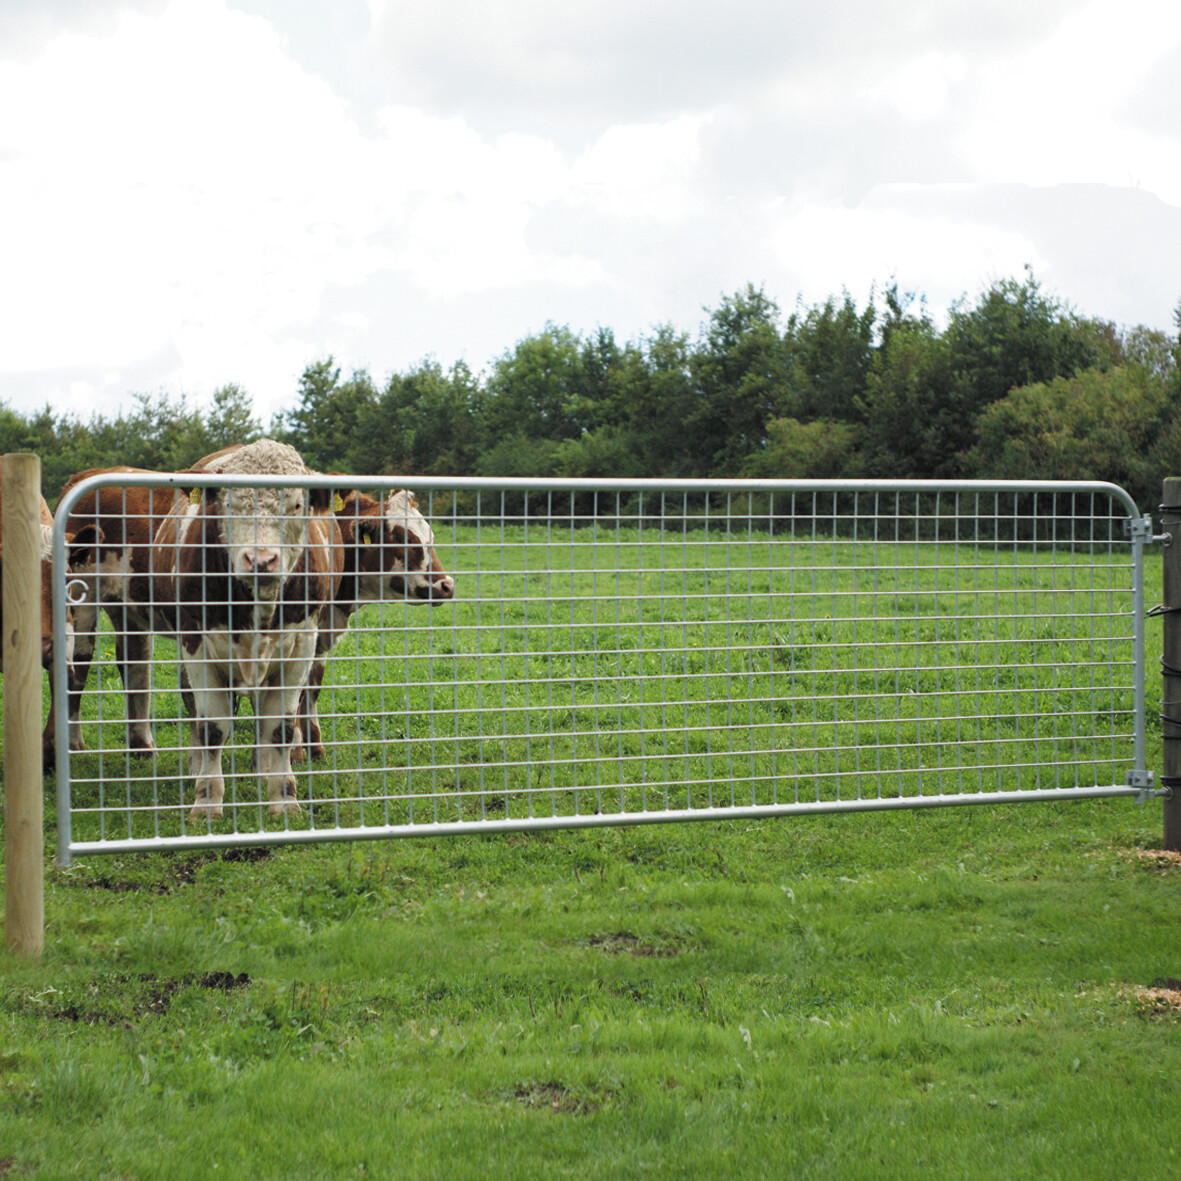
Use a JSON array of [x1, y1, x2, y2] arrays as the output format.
[[66, 523, 103, 566], [308, 486, 334, 512], [360, 522, 380, 547], [324, 478, 354, 516], [174, 471, 214, 507]]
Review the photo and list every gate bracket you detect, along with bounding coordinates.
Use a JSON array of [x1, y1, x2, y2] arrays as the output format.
[[1128, 769, 1169, 803], [1125, 515, 1171, 545]]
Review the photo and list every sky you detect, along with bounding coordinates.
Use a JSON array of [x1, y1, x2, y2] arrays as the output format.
[[2, 0, 1180, 427]]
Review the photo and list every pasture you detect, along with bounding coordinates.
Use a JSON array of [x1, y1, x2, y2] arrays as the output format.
[[1, 511, 1178, 1178]]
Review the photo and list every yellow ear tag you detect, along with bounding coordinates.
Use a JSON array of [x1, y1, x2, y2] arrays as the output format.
[[363, 533, 372, 545], [333, 493, 345, 512], [189, 488, 202, 505]]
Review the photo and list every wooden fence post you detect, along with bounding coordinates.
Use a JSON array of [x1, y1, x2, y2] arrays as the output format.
[[3, 452, 44, 958], [1161, 478, 1181, 852]]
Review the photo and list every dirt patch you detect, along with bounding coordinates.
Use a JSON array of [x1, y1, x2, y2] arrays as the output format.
[[1127, 983, 1181, 1016], [24, 971, 251, 1025], [514, 1082, 598, 1115], [0, 1159, 34, 1177], [219, 847, 272, 864], [199, 971, 251, 992], [586, 932, 681, 958], [1119, 848, 1181, 871], [1084, 980, 1181, 1018]]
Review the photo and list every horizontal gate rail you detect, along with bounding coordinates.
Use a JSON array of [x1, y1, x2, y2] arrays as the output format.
[[51, 476, 1150, 864]]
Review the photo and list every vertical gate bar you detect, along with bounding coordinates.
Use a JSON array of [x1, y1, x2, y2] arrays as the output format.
[[933, 489, 944, 792], [544, 490, 555, 817], [767, 491, 778, 805], [1159, 479, 1180, 849], [971, 492, 984, 795], [745, 491, 756, 806], [568, 491, 578, 816], [724, 491, 735, 807], [850, 491, 861, 799], [53, 478, 74, 868], [809, 491, 820, 800], [590, 492, 602, 817], [870, 491, 882, 798], [658, 491, 670, 811]]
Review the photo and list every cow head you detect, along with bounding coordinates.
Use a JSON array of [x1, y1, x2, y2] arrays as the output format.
[[345, 489, 455, 604], [186, 440, 332, 599]]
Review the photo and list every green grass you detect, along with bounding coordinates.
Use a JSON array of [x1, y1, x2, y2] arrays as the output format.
[[2, 519, 1178, 1178]]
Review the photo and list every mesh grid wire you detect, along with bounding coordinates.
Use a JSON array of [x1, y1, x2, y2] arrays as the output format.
[[52, 477, 1146, 860]]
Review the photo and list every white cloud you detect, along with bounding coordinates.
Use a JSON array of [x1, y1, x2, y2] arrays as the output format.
[[963, 0, 1181, 199], [771, 191, 1044, 314]]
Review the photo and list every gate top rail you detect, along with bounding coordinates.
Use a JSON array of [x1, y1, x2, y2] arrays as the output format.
[[54, 470, 1143, 511]]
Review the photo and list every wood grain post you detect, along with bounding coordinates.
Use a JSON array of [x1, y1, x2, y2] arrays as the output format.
[[1161, 478, 1181, 852], [3, 452, 44, 958]]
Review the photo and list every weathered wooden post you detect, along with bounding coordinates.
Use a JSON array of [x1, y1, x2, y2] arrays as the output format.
[[1161, 478, 1181, 852], [3, 452, 44, 958]]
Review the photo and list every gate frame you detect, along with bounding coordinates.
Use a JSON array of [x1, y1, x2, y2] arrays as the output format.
[[48, 474, 1166, 867]]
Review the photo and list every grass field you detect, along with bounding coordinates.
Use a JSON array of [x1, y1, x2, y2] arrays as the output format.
[[2, 510, 1178, 1178]]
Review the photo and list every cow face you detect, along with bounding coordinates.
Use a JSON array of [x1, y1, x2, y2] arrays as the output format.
[[353, 490, 455, 604], [213, 485, 326, 597]]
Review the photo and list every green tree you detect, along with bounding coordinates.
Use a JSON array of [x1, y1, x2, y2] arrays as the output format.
[[967, 363, 1176, 509], [781, 292, 876, 422], [354, 360, 484, 476], [857, 314, 957, 477], [481, 325, 591, 446], [275, 359, 378, 470], [740, 417, 863, 479], [204, 383, 261, 451], [688, 285, 788, 474], [613, 326, 697, 478]]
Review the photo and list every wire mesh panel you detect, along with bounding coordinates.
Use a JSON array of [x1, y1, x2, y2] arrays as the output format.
[[52, 476, 1149, 862]]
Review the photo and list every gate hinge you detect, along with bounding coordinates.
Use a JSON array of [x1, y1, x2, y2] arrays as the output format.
[[1127, 769, 1168, 802], [1125, 516, 1171, 545]]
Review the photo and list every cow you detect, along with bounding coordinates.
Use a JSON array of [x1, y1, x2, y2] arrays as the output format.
[[181, 446, 456, 763], [294, 486, 455, 760], [0, 456, 100, 768], [50, 468, 186, 759], [154, 439, 342, 820]]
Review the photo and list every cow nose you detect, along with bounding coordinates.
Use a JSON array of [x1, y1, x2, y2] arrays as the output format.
[[243, 549, 280, 576], [417, 575, 454, 602], [41, 636, 54, 669]]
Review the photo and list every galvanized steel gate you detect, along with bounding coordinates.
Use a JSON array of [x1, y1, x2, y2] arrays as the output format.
[[51, 477, 1160, 865]]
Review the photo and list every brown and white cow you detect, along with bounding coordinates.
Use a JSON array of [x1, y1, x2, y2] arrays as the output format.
[[155, 440, 342, 819], [186, 447, 456, 763], [295, 486, 455, 761], [51, 468, 186, 758]]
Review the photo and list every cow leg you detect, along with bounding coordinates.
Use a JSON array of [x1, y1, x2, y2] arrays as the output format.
[[291, 659, 326, 765], [62, 597, 101, 753], [183, 652, 232, 822], [256, 626, 316, 816], [113, 612, 156, 753], [42, 665, 62, 771]]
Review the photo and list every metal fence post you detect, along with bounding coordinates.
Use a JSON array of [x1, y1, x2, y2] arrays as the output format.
[[3, 452, 44, 958], [1161, 479, 1181, 851]]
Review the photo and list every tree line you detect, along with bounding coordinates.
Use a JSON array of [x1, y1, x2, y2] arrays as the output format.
[[7, 271, 1181, 513]]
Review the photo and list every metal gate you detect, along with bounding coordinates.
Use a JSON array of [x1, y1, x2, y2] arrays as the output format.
[[51, 477, 1157, 865]]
